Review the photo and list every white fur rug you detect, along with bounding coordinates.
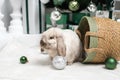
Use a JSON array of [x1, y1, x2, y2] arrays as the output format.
[[0, 34, 120, 80]]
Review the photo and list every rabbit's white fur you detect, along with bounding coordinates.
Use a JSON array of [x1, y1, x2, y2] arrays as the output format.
[[40, 27, 82, 65]]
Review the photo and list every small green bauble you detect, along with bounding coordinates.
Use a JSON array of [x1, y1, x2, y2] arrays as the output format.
[[105, 57, 117, 70], [68, 0, 79, 11], [20, 56, 28, 64]]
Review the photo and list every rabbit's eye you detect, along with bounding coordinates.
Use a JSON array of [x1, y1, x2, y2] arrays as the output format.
[[50, 36, 54, 39]]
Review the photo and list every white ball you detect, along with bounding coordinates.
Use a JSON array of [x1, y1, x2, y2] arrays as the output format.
[[40, 0, 49, 4], [52, 56, 66, 70]]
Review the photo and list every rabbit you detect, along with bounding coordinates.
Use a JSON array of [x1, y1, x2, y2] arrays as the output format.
[[40, 27, 82, 65]]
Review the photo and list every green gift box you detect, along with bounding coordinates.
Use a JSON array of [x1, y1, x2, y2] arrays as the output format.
[[72, 13, 90, 24]]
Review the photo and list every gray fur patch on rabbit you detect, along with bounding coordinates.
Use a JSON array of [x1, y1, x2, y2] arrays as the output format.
[[40, 27, 82, 65]]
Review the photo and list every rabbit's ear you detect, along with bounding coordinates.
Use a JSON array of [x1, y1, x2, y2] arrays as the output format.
[[75, 29, 81, 39], [57, 36, 66, 57]]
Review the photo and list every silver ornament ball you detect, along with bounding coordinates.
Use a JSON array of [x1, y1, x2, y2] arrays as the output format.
[[52, 56, 67, 70], [50, 10, 61, 21], [87, 2, 97, 13]]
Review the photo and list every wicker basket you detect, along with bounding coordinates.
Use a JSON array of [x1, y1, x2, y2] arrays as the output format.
[[77, 16, 120, 63]]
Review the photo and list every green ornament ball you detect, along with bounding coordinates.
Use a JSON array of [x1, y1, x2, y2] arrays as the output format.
[[20, 56, 28, 64], [68, 0, 79, 11], [105, 57, 117, 70]]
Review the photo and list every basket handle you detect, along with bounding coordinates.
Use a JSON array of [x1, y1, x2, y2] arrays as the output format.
[[84, 31, 104, 53]]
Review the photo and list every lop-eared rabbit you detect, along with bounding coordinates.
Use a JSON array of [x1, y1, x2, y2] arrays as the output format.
[[40, 27, 82, 65]]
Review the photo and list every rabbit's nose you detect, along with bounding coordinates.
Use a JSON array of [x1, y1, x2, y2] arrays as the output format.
[[41, 48, 44, 52]]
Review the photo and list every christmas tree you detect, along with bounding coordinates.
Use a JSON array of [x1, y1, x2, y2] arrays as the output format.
[[45, 0, 113, 12]]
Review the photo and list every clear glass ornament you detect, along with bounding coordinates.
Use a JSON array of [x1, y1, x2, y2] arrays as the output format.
[[50, 8, 61, 27], [87, 1, 97, 13], [50, 8, 61, 21], [52, 56, 67, 70]]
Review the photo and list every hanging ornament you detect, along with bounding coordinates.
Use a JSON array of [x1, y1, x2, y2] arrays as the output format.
[[68, 0, 79, 11], [52, 56, 67, 70], [53, 0, 65, 6], [50, 8, 61, 27], [105, 57, 117, 70], [110, 0, 115, 11], [87, 1, 97, 13], [50, 8, 62, 21], [40, 0, 49, 4]]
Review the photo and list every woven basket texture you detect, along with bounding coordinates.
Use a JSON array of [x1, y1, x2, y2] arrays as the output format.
[[77, 16, 120, 63]]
